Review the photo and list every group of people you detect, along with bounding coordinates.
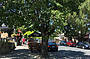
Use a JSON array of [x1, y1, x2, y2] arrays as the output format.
[[14, 33, 27, 46]]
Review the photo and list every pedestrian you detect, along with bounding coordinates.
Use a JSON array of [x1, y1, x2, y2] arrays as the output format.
[[22, 37, 25, 45]]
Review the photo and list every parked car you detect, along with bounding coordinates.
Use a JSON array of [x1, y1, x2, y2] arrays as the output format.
[[48, 42, 58, 51], [66, 41, 76, 47], [84, 42, 90, 48], [60, 41, 67, 46], [28, 39, 58, 52], [76, 42, 89, 49]]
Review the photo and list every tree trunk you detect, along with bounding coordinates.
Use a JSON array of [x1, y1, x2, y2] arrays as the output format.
[[41, 33, 49, 59]]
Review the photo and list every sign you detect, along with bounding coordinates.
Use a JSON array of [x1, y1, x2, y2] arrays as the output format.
[[1, 33, 8, 38]]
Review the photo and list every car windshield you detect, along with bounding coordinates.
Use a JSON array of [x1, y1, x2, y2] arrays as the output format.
[[48, 42, 56, 45]]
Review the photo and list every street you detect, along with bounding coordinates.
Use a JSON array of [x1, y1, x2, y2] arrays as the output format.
[[0, 45, 90, 59], [56, 46, 90, 59]]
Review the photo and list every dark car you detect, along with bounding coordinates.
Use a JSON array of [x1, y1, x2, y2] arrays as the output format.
[[60, 41, 67, 46], [76, 42, 89, 49], [85, 42, 90, 48], [48, 42, 58, 51], [66, 41, 76, 47], [28, 40, 58, 52]]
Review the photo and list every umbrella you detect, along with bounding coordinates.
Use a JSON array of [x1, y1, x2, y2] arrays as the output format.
[[24, 31, 34, 36], [28, 32, 41, 37], [11, 33, 17, 37]]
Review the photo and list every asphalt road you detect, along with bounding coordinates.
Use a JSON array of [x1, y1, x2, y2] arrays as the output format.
[[0, 45, 90, 59], [50, 46, 90, 59]]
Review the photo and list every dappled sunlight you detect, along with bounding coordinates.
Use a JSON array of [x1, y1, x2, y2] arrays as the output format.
[[0, 46, 41, 59], [48, 49, 90, 59], [0, 45, 90, 59], [0, 49, 31, 59]]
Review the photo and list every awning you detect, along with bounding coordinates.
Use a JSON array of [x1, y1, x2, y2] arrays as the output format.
[[0, 26, 9, 32], [0, 27, 8, 29]]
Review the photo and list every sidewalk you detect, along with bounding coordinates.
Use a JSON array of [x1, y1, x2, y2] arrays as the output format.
[[0, 45, 41, 59], [0, 45, 58, 59]]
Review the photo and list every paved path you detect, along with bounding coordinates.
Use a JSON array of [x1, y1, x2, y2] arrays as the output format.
[[55, 46, 90, 59], [1, 45, 90, 59], [0, 45, 41, 59]]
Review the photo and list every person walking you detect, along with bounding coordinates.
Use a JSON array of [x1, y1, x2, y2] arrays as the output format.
[[22, 37, 25, 45]]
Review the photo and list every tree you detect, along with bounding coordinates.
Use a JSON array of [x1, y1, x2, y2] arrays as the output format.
[[64, 0, 90, 41], [64, 12, 88, 41], [78, 0, 90, 41], [0, 0, 64, 58], [20, 0, 87, 58], [0, 0, 87, 58], [25, 0, 64, 58], [79, 0, 90, 32], [0, 0, 30, 28]]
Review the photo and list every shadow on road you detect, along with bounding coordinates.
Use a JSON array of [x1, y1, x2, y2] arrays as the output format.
[[49, 50, 90, 59], [0, 49, 90, 59]]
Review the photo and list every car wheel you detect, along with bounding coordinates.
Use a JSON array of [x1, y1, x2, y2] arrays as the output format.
[[55, 49, 58, 52]]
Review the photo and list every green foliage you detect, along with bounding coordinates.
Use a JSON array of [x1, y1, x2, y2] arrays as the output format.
[[64, 12, 87, 38], [0, 0, 86, 34], [79, 0, 90, 21], [0, 0, 89, 57], [0, 0, 88, 38], [79, 0, 90, 11], [0, 0, 30, 28]]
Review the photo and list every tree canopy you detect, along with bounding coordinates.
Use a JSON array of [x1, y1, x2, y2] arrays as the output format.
[[0, 0, 89, 58]]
